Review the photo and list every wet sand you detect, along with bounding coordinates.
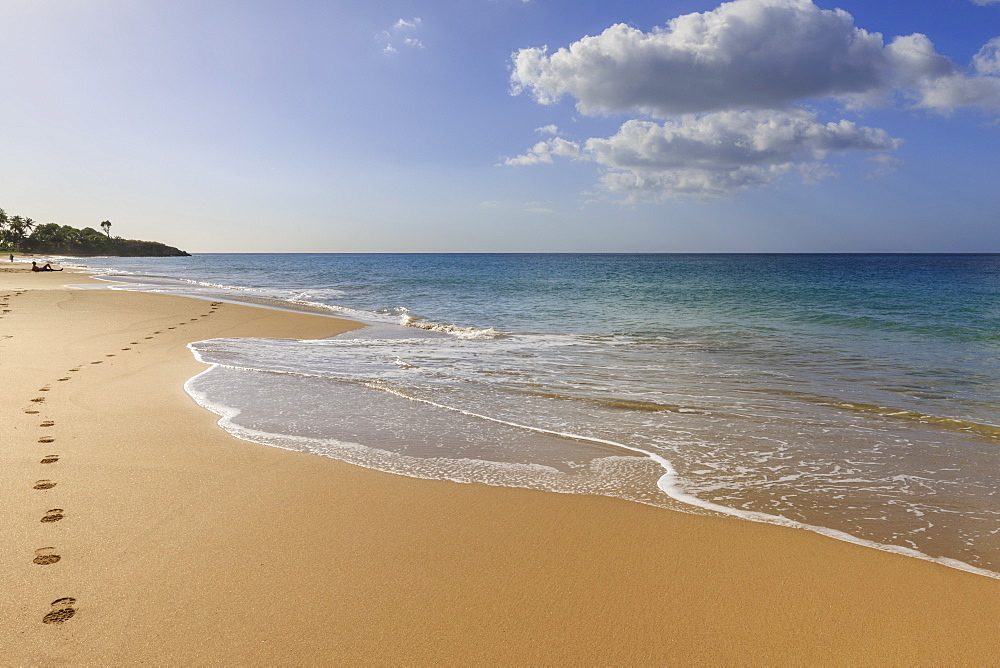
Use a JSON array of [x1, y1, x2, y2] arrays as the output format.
[[1, 265, 998, 665]]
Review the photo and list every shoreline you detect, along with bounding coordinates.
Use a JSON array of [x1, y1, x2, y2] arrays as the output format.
[[1, 264, 998, 663]]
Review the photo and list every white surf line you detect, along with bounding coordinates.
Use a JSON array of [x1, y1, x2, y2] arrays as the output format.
[[183, 348, 1000, 582], [373, 382, 1000, 581]]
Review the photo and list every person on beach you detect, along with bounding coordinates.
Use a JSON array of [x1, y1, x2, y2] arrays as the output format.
[[31, 261, 62, 272], [8, 254, 12, 262]]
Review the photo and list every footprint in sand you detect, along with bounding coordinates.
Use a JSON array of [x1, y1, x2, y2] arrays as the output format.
[[121, 347, 131, 351], [90, 361, 103, 365], [105, 354, 116, 357], [40, 508, 64, 523], [57, 377, 70, 381], [40, 420, 54, 427], [42, 598, 76, 624], [24, 409, 40, 414], [39, 387, 50, 392], [31, 397, 46, 403], [143, 336, 153, 339], [68, 368, 80, 372], [38, 436, 55, 443], [33, 547, 61, 566], [154, 330, 162, 334], [130, 341, 139, 345], [41, 454, 60, 464], [167, 327, 176, 330], [34, 480, 57, 490]]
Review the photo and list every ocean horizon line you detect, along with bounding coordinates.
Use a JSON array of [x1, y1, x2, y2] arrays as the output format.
[[163, 251, 1000, 257]]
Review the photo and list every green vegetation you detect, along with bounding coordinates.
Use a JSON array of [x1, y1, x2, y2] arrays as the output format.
[[0, 207, 189, 257]]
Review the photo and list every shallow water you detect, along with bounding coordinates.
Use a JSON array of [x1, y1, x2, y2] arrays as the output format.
[[72, 253, 1000, 577]]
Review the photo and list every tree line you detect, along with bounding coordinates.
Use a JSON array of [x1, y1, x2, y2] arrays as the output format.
[[0, 207, 189, 257]]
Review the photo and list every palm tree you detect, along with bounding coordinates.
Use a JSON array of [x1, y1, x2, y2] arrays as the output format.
[[7, 215, 35, 250], [27, 222, 64, 248], [0, 208, 8, 248]]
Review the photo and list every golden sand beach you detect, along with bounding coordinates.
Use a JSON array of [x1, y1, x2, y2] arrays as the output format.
[[1, 265, 998, 664]]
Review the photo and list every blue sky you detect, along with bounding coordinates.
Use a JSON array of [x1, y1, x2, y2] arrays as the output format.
[[1, 0, 998, 252]]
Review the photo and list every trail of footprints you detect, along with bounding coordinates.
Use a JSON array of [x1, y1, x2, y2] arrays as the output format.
[[0, 291, 23, 323], [22, 300, 224, 625]]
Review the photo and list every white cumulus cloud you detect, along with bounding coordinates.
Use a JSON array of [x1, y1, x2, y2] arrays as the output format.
[[504, 137, 582, 165], [511, 0, 1000, 117], [511, 0, 887, 116], [886, 34, 1000, 113], [973, 37, 1000, 75], [506, 0, 1000, 200], [506, 109, 899, 200]]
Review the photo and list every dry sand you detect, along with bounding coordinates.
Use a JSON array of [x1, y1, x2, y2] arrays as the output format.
[[1, 264, 998, 665]]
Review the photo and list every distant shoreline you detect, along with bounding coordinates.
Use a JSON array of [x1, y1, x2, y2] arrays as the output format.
[[1, 211, 189, 257]]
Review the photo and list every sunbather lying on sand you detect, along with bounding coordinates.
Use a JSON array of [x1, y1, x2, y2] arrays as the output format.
[[31, 261, 63, 272]]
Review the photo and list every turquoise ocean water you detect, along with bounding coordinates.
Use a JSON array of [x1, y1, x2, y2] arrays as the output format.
[[68, 253, 1000, 577]]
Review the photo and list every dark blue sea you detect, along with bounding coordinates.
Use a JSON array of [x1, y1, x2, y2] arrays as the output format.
[[67, 253, 1000, 577]]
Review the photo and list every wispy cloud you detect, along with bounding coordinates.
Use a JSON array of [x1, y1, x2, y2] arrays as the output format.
[[394, 18, 422, 30], [378, 17, 425, 54], [867, 153, 902, 179], [523, 201, 557, 214]]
